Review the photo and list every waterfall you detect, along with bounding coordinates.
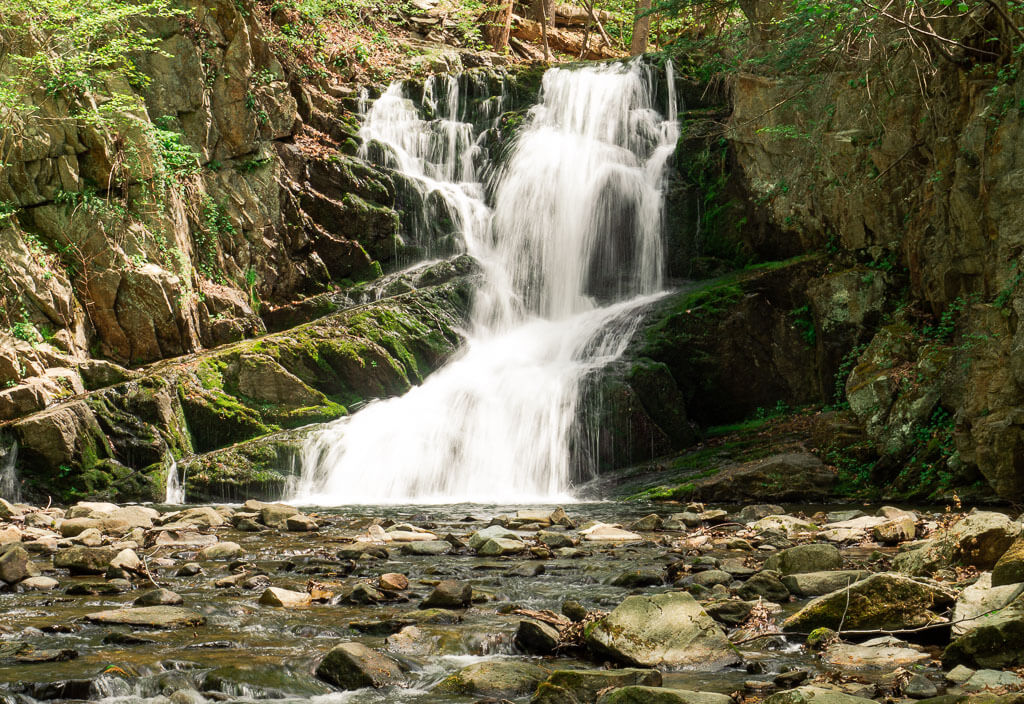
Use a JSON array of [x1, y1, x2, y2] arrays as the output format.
[[0, 440, 19, 503], [165, 457, 185, 505], [292, 60, 679, 504]]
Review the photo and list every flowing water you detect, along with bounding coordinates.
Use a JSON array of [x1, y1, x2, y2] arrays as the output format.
[[292, 61, 679, 505], [0, 439, 19, 503]]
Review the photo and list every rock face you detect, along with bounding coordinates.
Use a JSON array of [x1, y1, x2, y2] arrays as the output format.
[[784, 574, 954, 632], [585, 592, 740, 669]]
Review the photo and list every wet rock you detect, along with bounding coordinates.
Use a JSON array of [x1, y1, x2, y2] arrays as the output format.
[[597, 688, 733, 704], [176, 562, 203, 577], [763, 686, 877, 704], [202, 665, 334, 698], [385, 625, 428, 654], [406, 608, 463, 624], [154, 531, 218, 547], [67, 579, 131, 595], [764, 544, 842, 575], [539, 530, 576, 548], [515, 619, 561, 654], [102, 632, 156, 646], [72, 527, 103, 546], [585, 592, 740, 669], [198, 541, 243, 561], [992, 536, 1024, 586], [54, 546, 117, 574], [259, 587, 311, 608], [422, 580, 472, 609], [738, 571, 790, 602], [539, 669, 662, 702], [0, 544, 31, 584], [872, 517, 916, 544], [477, 537, 526, 556], [690, 569, 732, 587], [774, 671, 810, 688], [945, 664, 975, 684], [784, 573, 954, 632], [611, 569, 663, 588], [285, 514, 318, 532], [15, 648, 78, 663], [436, 659, 548, 697], [134, 589, 184, 606], [903, 674, 938, 699], [629, 514, 663, 532], [580, 523, 643, 541], [314, 642, 405, 689], [562, 600, 588, 622], [943, 591, 1024, 668], [398, 540, 450, 556], [85, 606, 205, 628], [379, 573, 409, 591], [704, 599, 756, 626], [893, 511, 1021, 576], [168, 689, 205, 704], [161, 506, 226, 529], [826, 510, 865, 523], [781, 570, 870, 597], [469, 525, 520, 549], [344, 583, 385, 604], [751, 515, 817, 536], [18, 576, 58, 591]]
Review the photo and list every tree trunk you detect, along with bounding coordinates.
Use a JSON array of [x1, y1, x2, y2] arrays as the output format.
[[630, 0, 652, 55], [531, 0, 556, 23], [481, 0, 514, 51]]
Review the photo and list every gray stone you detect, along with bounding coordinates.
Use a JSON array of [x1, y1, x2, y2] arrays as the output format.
[[763, 686, 877, 704], [0, 544, 31, 584], [84, 606, 205, 629], [963, 669, 1024, 691], [764, 543, 842, 575], [781, 570, 870, 597], [902, 674, 938, 699], [421, 580, 472, 609], [611, 569, 663, 588], [198, 541, 243, 561], [314, 642, 404, 689], [541, 669, 662, 702], [598, 687, 734, 704], [477, 537, 526, 556], [399, 540, 451, 556], [893, 511, 1021, 576], [944, 591, 1024, 668], [54, 546, 117, 574], [469, 525, 519, 550], [515, 619, 561, 654], [436, 660, 547, 697], [738, 571, 790, 602], [952, 572, 1024, 636], [134, 588, 184, 606], [585, 592, 740, 669]]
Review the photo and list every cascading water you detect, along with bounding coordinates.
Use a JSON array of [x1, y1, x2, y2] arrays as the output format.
[[0, 439, 20, 503], [292, 60, 679, 504], [165, 457, 185, 505]]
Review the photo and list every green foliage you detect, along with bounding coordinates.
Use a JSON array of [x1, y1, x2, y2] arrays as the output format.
[[194, 196, 235, 281], [922, 296, 968, 342], [10, 319, 41, 345], [789, 304, 815, 345]]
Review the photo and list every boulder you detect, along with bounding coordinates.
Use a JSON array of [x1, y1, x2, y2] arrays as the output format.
[[469, 525, 519, 549], [134, 588, 184, 606], [84, 606, 205, 628], [515, 619, 561, 654], [53, 546, 117, 574], [872, 517, 916, 544], [477, 537, 526, 556], [400, 540, 452, 556], [952, 572, 1024, 635], [198, 542, 243, 560], [751, 515, 817, 536], [784, 573, 954, 632], [585, 592, 740, 669], [436, 660, 548, 697], [763, 686, 878, 704], [992, 537, 1024, 586], [822, 640, 929, 669], [738, 571, 790, 602], [379, 573, 409, 591], [259, 587, 312, 608], [782, 571, 871, 597], [540, 669, 662, 702], [579, 524, 642, 541], [893, 511, 1020, 576], [0, 544, 31, 584], [943, 592, 1024, 668], [314, 642, 404, 689], [764, 544, 842, 575], [612, 569, 664, 588], [598, 688, 734, 704], [629, 514, 663, 532], [285, 514, 318, 532], [539, 530, 576, 549], [18, 576, 58, 591], [109, 548, 142, 572], [421, 580, 472, 609]]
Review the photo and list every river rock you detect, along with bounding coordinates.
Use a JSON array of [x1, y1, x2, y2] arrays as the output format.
[[629, 514, 663, 532], [823, 639, 929, 669], [259, 587, 311, 608], [580, 523, 642, 541], [202, 665, 333, 698], [539, 669, 662, 702], [784, 573, 954, 632], [586, 592, 739, 669], [740, 505, 786, 522], [902, 674, 938, 699], [597, 688, 734, 704], [422, 580, 472, 609], [738, 571, 790, 602], [0, 544, 31, 584], [952, 572, 1024, 635], [782, 570, 870, 597], [54, 546, 117, 574], [893, 511, 1021, 576], [752, 515, 817, 536], [161, 506, 226, 528], [314, 642, 404, 689], [18, 576, 58, 591], [515, 619, 561, 654], [85, 606, 205, 628], [539, 530, 575, 548], [154, 531, 219, 547], [285, 514, 318, 531], [943, 591, 1024, 668], [477, 537, 526, 556], [199, 542, 243, 560], [108, 548, 142, 572], [134, 588, 184, 606], [764, 544, 842, 575], [469, 525, 520, 549], [963, 669, 1024, 691], [763, 686, 878, 704], [992, 536, 1024, 586], [872, 517, 916, 544], [704, 599, 756, 626], [0, 526, 20, 545], [436, 660, 548, 697], [380, 573, 409, 591], [690, 569, 732, 587], [612, 569, 663, 588]]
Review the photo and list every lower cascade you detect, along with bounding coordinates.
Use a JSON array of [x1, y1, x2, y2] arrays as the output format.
[[291, 61, 678, 504]]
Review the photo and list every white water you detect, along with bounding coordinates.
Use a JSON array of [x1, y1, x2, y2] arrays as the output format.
[[165, 457, 185, 504], [292, 60, 679, 504]]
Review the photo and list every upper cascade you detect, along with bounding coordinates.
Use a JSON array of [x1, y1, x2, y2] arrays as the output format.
[[291, 60, 679, 504]]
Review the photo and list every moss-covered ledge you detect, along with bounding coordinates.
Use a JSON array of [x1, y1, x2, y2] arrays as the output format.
[[4, 273, 477, 504]]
